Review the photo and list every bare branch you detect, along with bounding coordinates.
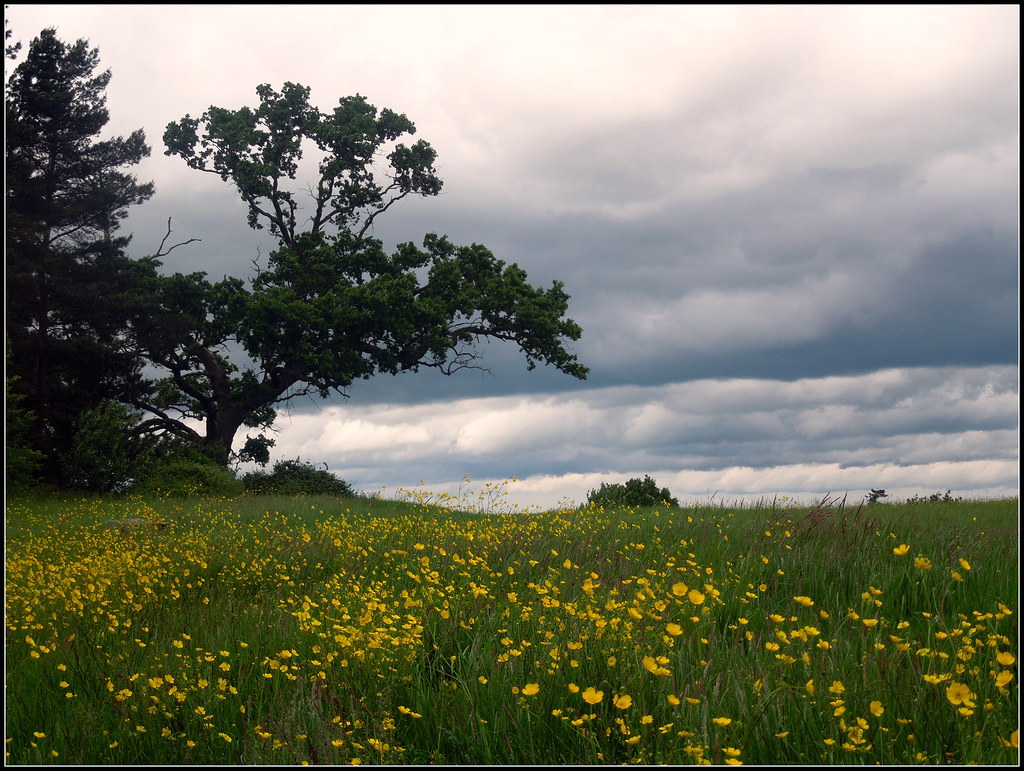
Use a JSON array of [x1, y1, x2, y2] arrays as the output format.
[[152, 217, 201, 259]]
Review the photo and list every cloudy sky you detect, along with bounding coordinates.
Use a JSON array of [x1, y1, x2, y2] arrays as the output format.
[[7, 5, 1019, 508]]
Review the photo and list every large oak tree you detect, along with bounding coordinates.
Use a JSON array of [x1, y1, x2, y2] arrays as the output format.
[[136, 82, 588, 465]]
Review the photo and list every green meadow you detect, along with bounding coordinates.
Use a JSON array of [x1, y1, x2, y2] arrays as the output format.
[[4, 486, 1019, 765]]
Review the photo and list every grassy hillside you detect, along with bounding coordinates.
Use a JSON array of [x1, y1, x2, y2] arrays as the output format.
[[5, 489, 1019, 764]]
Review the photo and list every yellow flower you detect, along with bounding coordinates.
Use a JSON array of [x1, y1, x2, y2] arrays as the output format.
[[613, 694, 632, 709], [914, 556, 932, 570], [666, 622, 683, 636], [672, 582, 688, 596], [667, 694, 680, 706], [862, 618, 879, 628], [643, 656, 671, 676], [805, 679, 815, 696], [994, 670, 1013, 687], [828, 680, 845, 694], [688, 589, 706, 606], [958, 558, 971, 570], [582, 686, 603, 705], [945, 681, 975, 707], [712, 717, 732, 727], [793, 596, 814, 607], [996, 651, 1015, 666], [893, 544, 910, 556], [522, 683, 540, 696], [870, 701, 884, 716]]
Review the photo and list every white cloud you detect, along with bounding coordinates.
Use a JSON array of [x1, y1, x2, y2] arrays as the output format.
[[257, 365, 1017, 508]]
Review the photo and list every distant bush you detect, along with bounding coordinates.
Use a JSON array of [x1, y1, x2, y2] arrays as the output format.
[[586, 475, 679, 508], [241, 458, 353, 496], [905, 490, 962, 504], [133, 458, 244, 498], [866, 488, 889, 504]]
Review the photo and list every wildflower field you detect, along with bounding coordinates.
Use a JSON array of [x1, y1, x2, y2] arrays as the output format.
[[5, 485, 1019, 765]]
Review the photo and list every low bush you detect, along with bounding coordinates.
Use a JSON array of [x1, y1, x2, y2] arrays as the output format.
[[132, 458, 244, 498], [586, 474, 679, 508], [241, 458, 353, 496]]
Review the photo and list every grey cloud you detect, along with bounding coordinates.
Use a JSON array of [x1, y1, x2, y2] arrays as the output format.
[[260, 365, 1017, 506], [8, 5, 1016, 507]]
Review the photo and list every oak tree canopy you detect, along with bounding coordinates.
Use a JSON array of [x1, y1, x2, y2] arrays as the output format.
[[138, 82, 588, 464]]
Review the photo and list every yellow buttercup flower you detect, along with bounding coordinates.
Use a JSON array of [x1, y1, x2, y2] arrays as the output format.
[[712, 717, 732, 727], [582, 687, 603, 704], [522, 683, 539, 696], [613, 694, 632, 709], [893, 544, 910, 556], [945, 681, 975, 707]]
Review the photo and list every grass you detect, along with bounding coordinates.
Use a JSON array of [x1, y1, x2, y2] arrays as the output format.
[[4, 486, 1019, 765]]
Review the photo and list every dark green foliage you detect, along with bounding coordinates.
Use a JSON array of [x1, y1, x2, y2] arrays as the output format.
[[866, 488, 888, 504], [5, 27, 155, 483], [132, 457, 244, 498], [62, 401, 141, 493], [5, 340, 44, 490], [240, 458, 353, 496], [586, 475, 679, 508]]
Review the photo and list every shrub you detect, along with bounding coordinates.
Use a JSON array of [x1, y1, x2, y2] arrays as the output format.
[[5, 368, 44, 492], [62, 401, 142, 493], [132, 457, 244, 498], [241, 458, 353, 496], [586, 475, 679, 508], [866, 488, 889, 504], [905, 490, 962, 504]]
